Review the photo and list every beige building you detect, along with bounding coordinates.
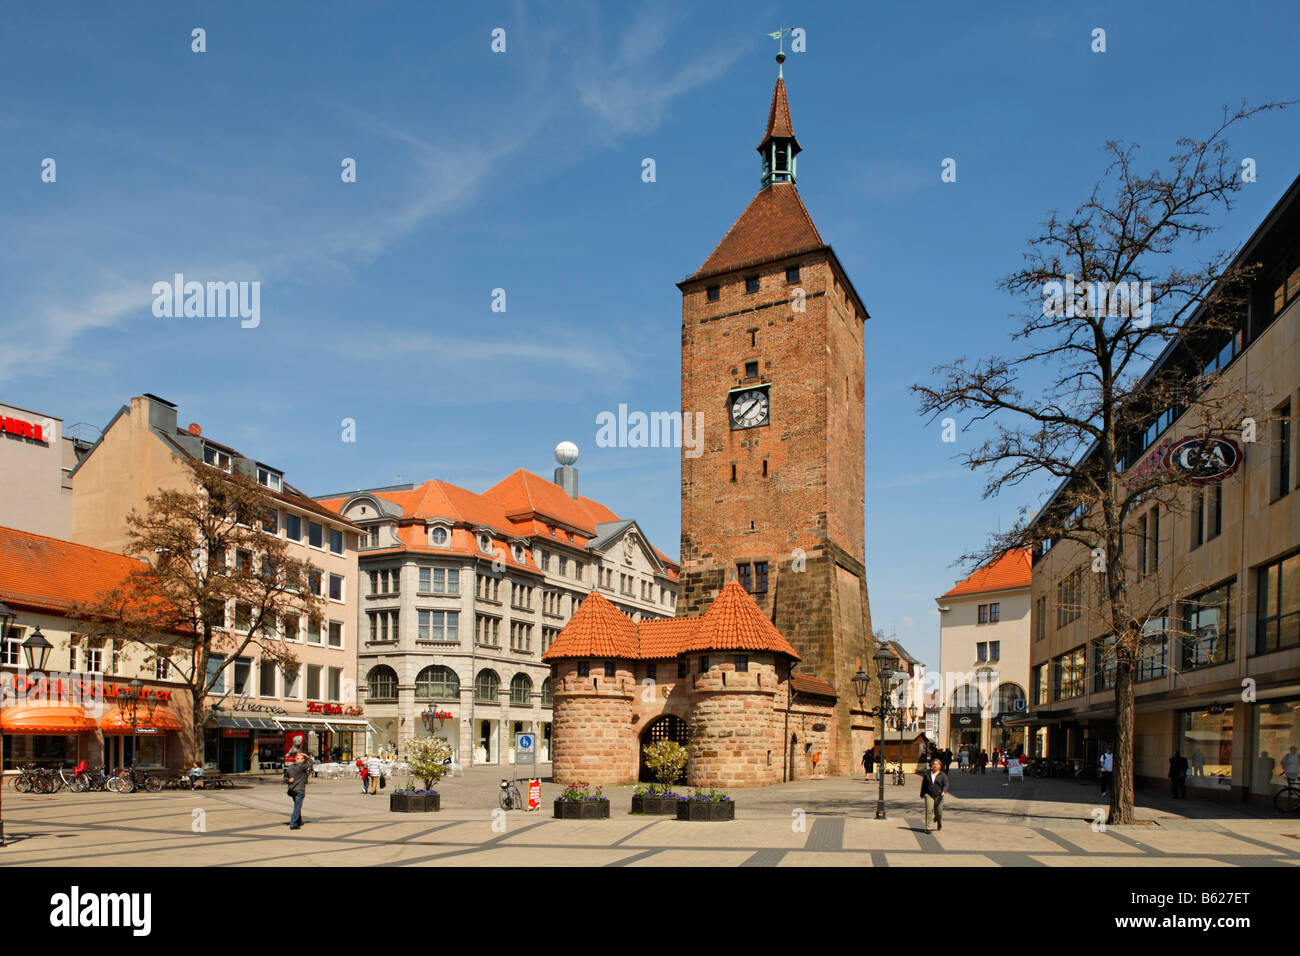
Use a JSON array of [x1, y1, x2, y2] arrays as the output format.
[[0, 402, 91, 539], [317, 446, 678, 766], [1025, 173, 1300, 805], [67, 393, 364, 772], [935, 551, 1032, 757]]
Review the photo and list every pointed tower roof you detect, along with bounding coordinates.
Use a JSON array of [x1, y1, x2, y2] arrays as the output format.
[[541, 591, 640, 660], [685, 581, 800, 657], [757, 76, 800, 154]]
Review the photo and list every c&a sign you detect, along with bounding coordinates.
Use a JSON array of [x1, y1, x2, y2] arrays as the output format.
[[1164, 435, 1243, 484]]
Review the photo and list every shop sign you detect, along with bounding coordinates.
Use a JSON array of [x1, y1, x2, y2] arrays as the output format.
[[226, 694, 287, 714], [1164, 436, 1242, 484], [3, 671, 173, 704], [135, 727, 160, 735], [527, 779, 541, 811], [0, 416, 48, 443], [222, 729, 250, 737], [306, 702, 364, 716]]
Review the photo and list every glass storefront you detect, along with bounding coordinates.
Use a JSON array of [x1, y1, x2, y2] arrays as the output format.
[[1178, 707, 1233, 790], [2, 733, 80, 769], [1251, 697, 1300, 795]]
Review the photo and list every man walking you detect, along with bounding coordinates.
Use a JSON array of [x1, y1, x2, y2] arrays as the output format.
[[367, 752, 383, 795], [1169, 750, 1189, 799], [1099, 746, 1114, 798], [920, 757, 950, 833], [285, 751, 310, 830]]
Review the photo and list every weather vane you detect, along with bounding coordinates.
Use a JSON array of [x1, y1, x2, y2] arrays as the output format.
[[767, 27, 792, 74]]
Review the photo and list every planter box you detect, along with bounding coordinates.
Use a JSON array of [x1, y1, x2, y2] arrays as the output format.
[[631, 794, 679, 815], [554, 798, 611, 819], [676, 800, 736, 821], [389, 792, 440, 813]]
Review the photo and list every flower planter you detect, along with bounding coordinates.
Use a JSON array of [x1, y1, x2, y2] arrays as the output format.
[[630, 794, 679, 815], [676, 800, 735, 821], [389, 792, 440, 813], [554, 799, 611, 819]]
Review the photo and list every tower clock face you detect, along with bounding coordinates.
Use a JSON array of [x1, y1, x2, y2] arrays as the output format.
[[730, 388, 770, 429]]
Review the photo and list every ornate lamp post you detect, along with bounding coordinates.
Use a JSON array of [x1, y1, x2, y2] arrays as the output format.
[[853, 648, 897, 821], [116, 677, 158, 773], [0, 606, 54, 847], [0, 601, 13, 848], [419, 704, 446, 735]]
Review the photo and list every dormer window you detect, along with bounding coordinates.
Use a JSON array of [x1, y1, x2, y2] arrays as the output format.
[[513, 545, 525, 563], [477, 533, 492, 554], [429, 525, 449, 547], [203, 446, 232, 472], [257, 467, 282, 491]]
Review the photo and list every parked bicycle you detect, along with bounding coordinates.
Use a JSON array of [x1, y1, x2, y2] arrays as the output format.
[[105, 766, 164, 794], [1275, 771, 1300, 813], [75, 767, 109, 792], [498, 777, 522, 810]]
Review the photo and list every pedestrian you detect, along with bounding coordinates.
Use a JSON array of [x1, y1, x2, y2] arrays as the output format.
[[941, 748, 952, 773], [367, 752, 383, 795], [1100, 746, 1114, 797], [977, 750, 988, 774], [1169, 750, 1189, 799], [357, 754, 369, 793], [862, 749, 873, 777], [1283, 746, 1300, 784], [285, 752, 310, 829], [959, 747, 970, 773], [920, 757, 951, 832]]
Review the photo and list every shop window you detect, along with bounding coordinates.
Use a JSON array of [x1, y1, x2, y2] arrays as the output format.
[[1251, 699, 1300, 794], [1182, 581, 1236, 671], [1256, 551, 1300, 654], [1179, 707, 1234, 790]]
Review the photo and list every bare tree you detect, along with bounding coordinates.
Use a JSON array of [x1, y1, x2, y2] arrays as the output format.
[[915, 102, 1286, 823], [72, 455, 326, 764]]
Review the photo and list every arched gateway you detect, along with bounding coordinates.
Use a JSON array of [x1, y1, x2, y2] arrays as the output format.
[[639, 715, 688, 783]]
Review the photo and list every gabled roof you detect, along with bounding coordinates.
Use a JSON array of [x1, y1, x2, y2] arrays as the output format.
[[687, 183, 827, 282], [758, 76, 799, 153], [0, 525, 148, 616], [790, 674, 836, 697], [483, 469, 621, 535], [543, 581, 799, 661], [939, 549, 1033, 600]]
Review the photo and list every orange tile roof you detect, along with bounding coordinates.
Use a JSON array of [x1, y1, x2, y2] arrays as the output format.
[[758, 76, 798, 150], [790, 674, 836, 697], [543, 581, 799, 661], [939, 549, 1033, 599], [542, 592, 640, 660], [688, 183, 826, 281], [686, 581, 799, 656], [0, 525, 149, 616]]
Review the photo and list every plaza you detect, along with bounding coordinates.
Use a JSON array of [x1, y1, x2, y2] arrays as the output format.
[[2, 765, 1296, 867]]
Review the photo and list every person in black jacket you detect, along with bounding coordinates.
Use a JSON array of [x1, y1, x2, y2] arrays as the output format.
[[920, 758, 951, 832], [285, 752, 311, 829]]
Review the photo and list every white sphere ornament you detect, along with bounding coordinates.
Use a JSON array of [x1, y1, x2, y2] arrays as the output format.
[[555, 441, 579, 466]]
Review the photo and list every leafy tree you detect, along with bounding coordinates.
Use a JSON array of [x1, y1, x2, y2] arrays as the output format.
[[402, 736, 455, 791], [72, 455, 327, 765], [643, 738, 688, 793], [915, 103, 1286, 823]]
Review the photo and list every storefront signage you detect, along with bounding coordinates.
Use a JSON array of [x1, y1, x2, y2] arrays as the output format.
[[1125, 437, 1173, 494], [226, 694, 288, 715], [0, 416, 48, 443], [306, 702, 364, 716], [1164, 436, 1242, 484], [3, 671, 173, 703]]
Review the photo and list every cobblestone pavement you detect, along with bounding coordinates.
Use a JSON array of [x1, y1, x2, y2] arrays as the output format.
[[4, 766, 1297, 866]]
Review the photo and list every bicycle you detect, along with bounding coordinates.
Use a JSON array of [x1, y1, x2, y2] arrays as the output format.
[[75, 767, 109, 792], [10, 764, 43, 793], [498, 777, 522, 811], [106, 766, 164, 794], [1274, 772, 1300, 813]]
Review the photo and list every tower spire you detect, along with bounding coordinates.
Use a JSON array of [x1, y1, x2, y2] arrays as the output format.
[[757, 36, 800, 188]]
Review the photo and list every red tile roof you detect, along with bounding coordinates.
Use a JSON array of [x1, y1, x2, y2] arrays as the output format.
[[541, 592, 640, 660], [543, 581, 799, 661], [939, 549, 1033, 599], [758, 76, 798, 150], [790, 674, 836, 697], [0, 525, 149, 616], [688, 183, 826, 281]]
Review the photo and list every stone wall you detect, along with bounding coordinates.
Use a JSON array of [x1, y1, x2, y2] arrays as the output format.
[[549, 662, 635, 785]]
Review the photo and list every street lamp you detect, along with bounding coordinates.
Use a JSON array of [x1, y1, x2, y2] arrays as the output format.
[[21, 627, 52, 672], [0, 601, 13, 848], [420, 704, 446, 735], [116, 677, 158, 774]]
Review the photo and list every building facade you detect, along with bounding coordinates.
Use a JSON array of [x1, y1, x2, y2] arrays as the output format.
[[935, 550, 1032, 756], [67, 393, 365, 771], [1, 526, 192, 773], [317, 448, 678, 766], [546, 582, 837, 787], [0, 401, 90, 539], [676, 62, 875, 774], [1024, 174, 1300, 805]]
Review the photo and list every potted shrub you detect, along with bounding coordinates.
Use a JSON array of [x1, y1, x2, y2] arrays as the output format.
[[632, 739, 688, 815], [389, 736, 453, 813], [675, 787, 735, 821], [553, 782, 610, 819]]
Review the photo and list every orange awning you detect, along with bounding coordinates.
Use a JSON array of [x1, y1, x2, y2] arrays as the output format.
[[0, 704, 99, 734], [100, 707, 184, 734]]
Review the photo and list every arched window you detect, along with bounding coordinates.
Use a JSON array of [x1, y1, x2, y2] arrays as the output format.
[[950, 684, 982, 713], [540, 678, 552, 707], [510, 673, 533, 705], [415, 665, 459, 700], [996, 682, 1027, 717], [474, 669, 500, 703], [429, 525, 449, 547], [366, 665, 397, 701]]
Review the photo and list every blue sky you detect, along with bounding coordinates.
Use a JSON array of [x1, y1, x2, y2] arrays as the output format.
[[2, 1, 1297, 670]]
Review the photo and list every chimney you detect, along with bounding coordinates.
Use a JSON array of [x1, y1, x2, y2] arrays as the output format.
[[140, 393, 178, 436], [553, 441, 579, 499]]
